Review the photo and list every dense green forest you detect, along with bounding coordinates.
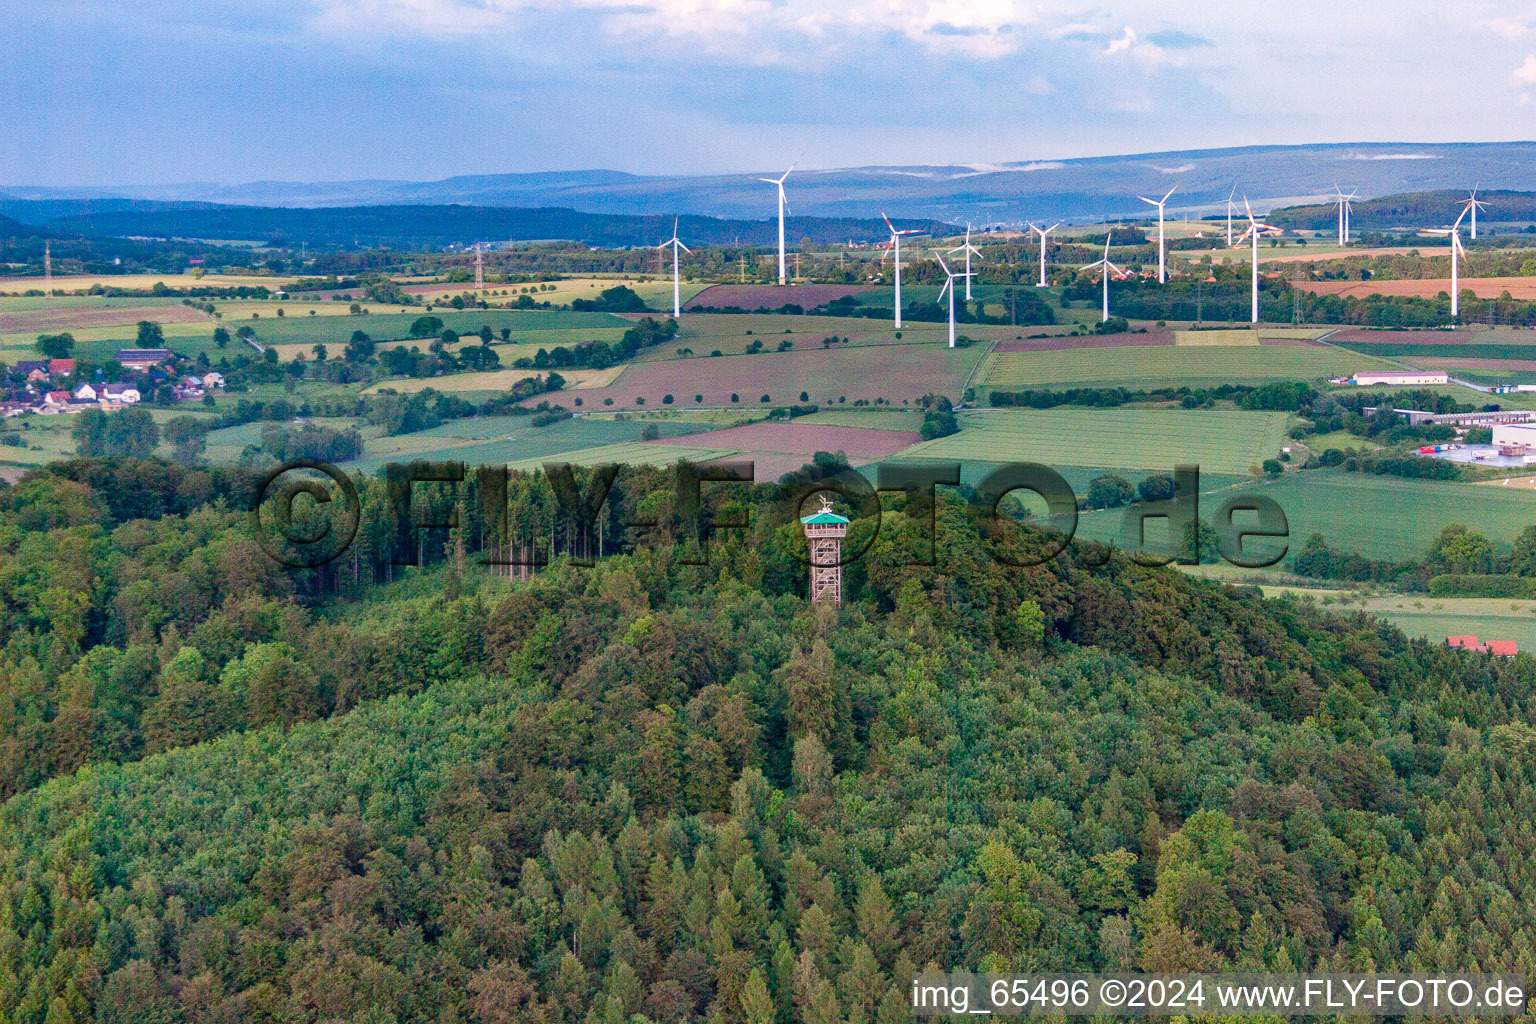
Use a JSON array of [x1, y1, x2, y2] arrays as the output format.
[[3, 457, 1536, 1022], [1268, 190, 1536, 232]]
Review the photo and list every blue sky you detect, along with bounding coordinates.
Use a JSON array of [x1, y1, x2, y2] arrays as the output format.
[[5, 0, 1536, 185]]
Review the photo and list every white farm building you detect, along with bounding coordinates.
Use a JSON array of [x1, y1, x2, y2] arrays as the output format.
[[1352, 371, 1449, 387]]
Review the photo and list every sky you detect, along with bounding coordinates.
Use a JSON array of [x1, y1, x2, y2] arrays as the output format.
[[4, 0, 1536, 186]]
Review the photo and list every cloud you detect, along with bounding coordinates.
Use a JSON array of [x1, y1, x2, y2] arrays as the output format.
[[1144, 29, 1211, 48], [1513, 53, 1536, 86], [1485, 17, 1530, 40], [1103, 26, 1137, 54]]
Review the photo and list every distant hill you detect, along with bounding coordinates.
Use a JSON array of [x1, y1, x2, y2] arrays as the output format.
[[1, 202, 955, 249], [1268, 189, 1536, 231], [8, 141, 1536, 223]]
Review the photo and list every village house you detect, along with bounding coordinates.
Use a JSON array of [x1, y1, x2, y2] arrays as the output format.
[[101, 382, 141, 404]]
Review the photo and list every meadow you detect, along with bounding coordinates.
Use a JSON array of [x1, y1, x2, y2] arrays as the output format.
[[562, 341, 989, 411], [979, 343, 1395, 391], [340, 415, 714, 473], [1201, 470, 1536, 561], [896, 407, 1292, 476]]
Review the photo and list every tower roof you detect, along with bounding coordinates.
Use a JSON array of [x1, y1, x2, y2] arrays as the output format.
[[799, 496, 850, 525]]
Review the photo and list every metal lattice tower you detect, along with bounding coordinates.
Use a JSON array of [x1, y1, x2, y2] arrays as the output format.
[[474, 244, 485, 292], [799, 496, 850, 606], [44, 241, 51, 297]]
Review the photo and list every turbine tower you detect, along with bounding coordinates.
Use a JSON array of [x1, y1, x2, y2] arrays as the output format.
[[1423, 205, 1470, 318], [1079, 231, 1127, 323], [1137, 184, 1177, 283], [947, 224, 983, 300], [1028, 222, 1060, 287], [1234, 197, 1278, 324], [656, 218, 692, 318], [1225, 184, 1238, 246], [1460, 186, 1488, 241], [880, 210, 921, 329], [1333, 185, 1358, 245], [753, 160, 797, 285], [935, 253, 974, 348]]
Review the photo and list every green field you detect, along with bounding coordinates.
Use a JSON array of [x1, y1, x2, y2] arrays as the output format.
[[342, 415, 712, 473], [1255, 588, 1536, 650], [1209, 471, 1536, 561], [979, 345, 1395, 390], [501, 440, 738, 473], [798, 408, 929, 431], [894, 408, 1291, 476]]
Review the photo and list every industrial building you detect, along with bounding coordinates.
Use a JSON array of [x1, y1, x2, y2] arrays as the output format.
[[1351, 370, 1449, 387]]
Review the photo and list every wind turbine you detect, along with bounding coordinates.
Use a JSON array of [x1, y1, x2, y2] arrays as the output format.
[[1028, 222, 1060, 287], [881, 209, 921, 329], [656, 218, 691, 318], [1460, 186, 1488, 240], [947, 224, 983, 300], [1332, 185, 1358, 245], [1137, 184, 1177, 283], [935, 253, 974, 348], [1225, 184, 1238, 246], [1234, 197, 1278, 324], [1079, 231, 1128, 323], [753, 160, 797, 285], [1422, 205, 1470, 318]]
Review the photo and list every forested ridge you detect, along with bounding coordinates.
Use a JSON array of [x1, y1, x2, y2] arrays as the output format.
[[3, 458, 1536, 1022]]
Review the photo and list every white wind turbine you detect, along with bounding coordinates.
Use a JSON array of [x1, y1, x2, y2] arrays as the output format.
[[1460, 186, 1488, 240], [935, 253, 974, 348], [1137, 184, 1177, 283], [656, 218, 691, 318], [753, 160, 797, 284], [1028, 221, 1060, 287], [1332, 185, 1358, 245], [947, 224, 983, 300], [1422, 205, 1470, 318], [1079, 230, 1128, 323], [1234, 197, 1279, 324], [881, 209, 921, 329], [1225, 184, 1238, 246]]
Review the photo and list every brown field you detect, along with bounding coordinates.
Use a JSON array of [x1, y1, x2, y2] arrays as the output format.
[[702, 450, 860, 482], [1294, 277, 1536, 300], [0, 305, 211, 334], [656, 421, 919, 458], [685, 284, 873, 310], [994, 332, 1174, 352], [540, 344, 984, 411]]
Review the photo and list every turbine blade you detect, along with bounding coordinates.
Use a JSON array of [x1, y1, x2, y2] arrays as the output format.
[[880, 208, 895, 232], [678, 241, 692, 253], [1137, 196, 1157, 206], [1161, 184, 1177, 203]]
